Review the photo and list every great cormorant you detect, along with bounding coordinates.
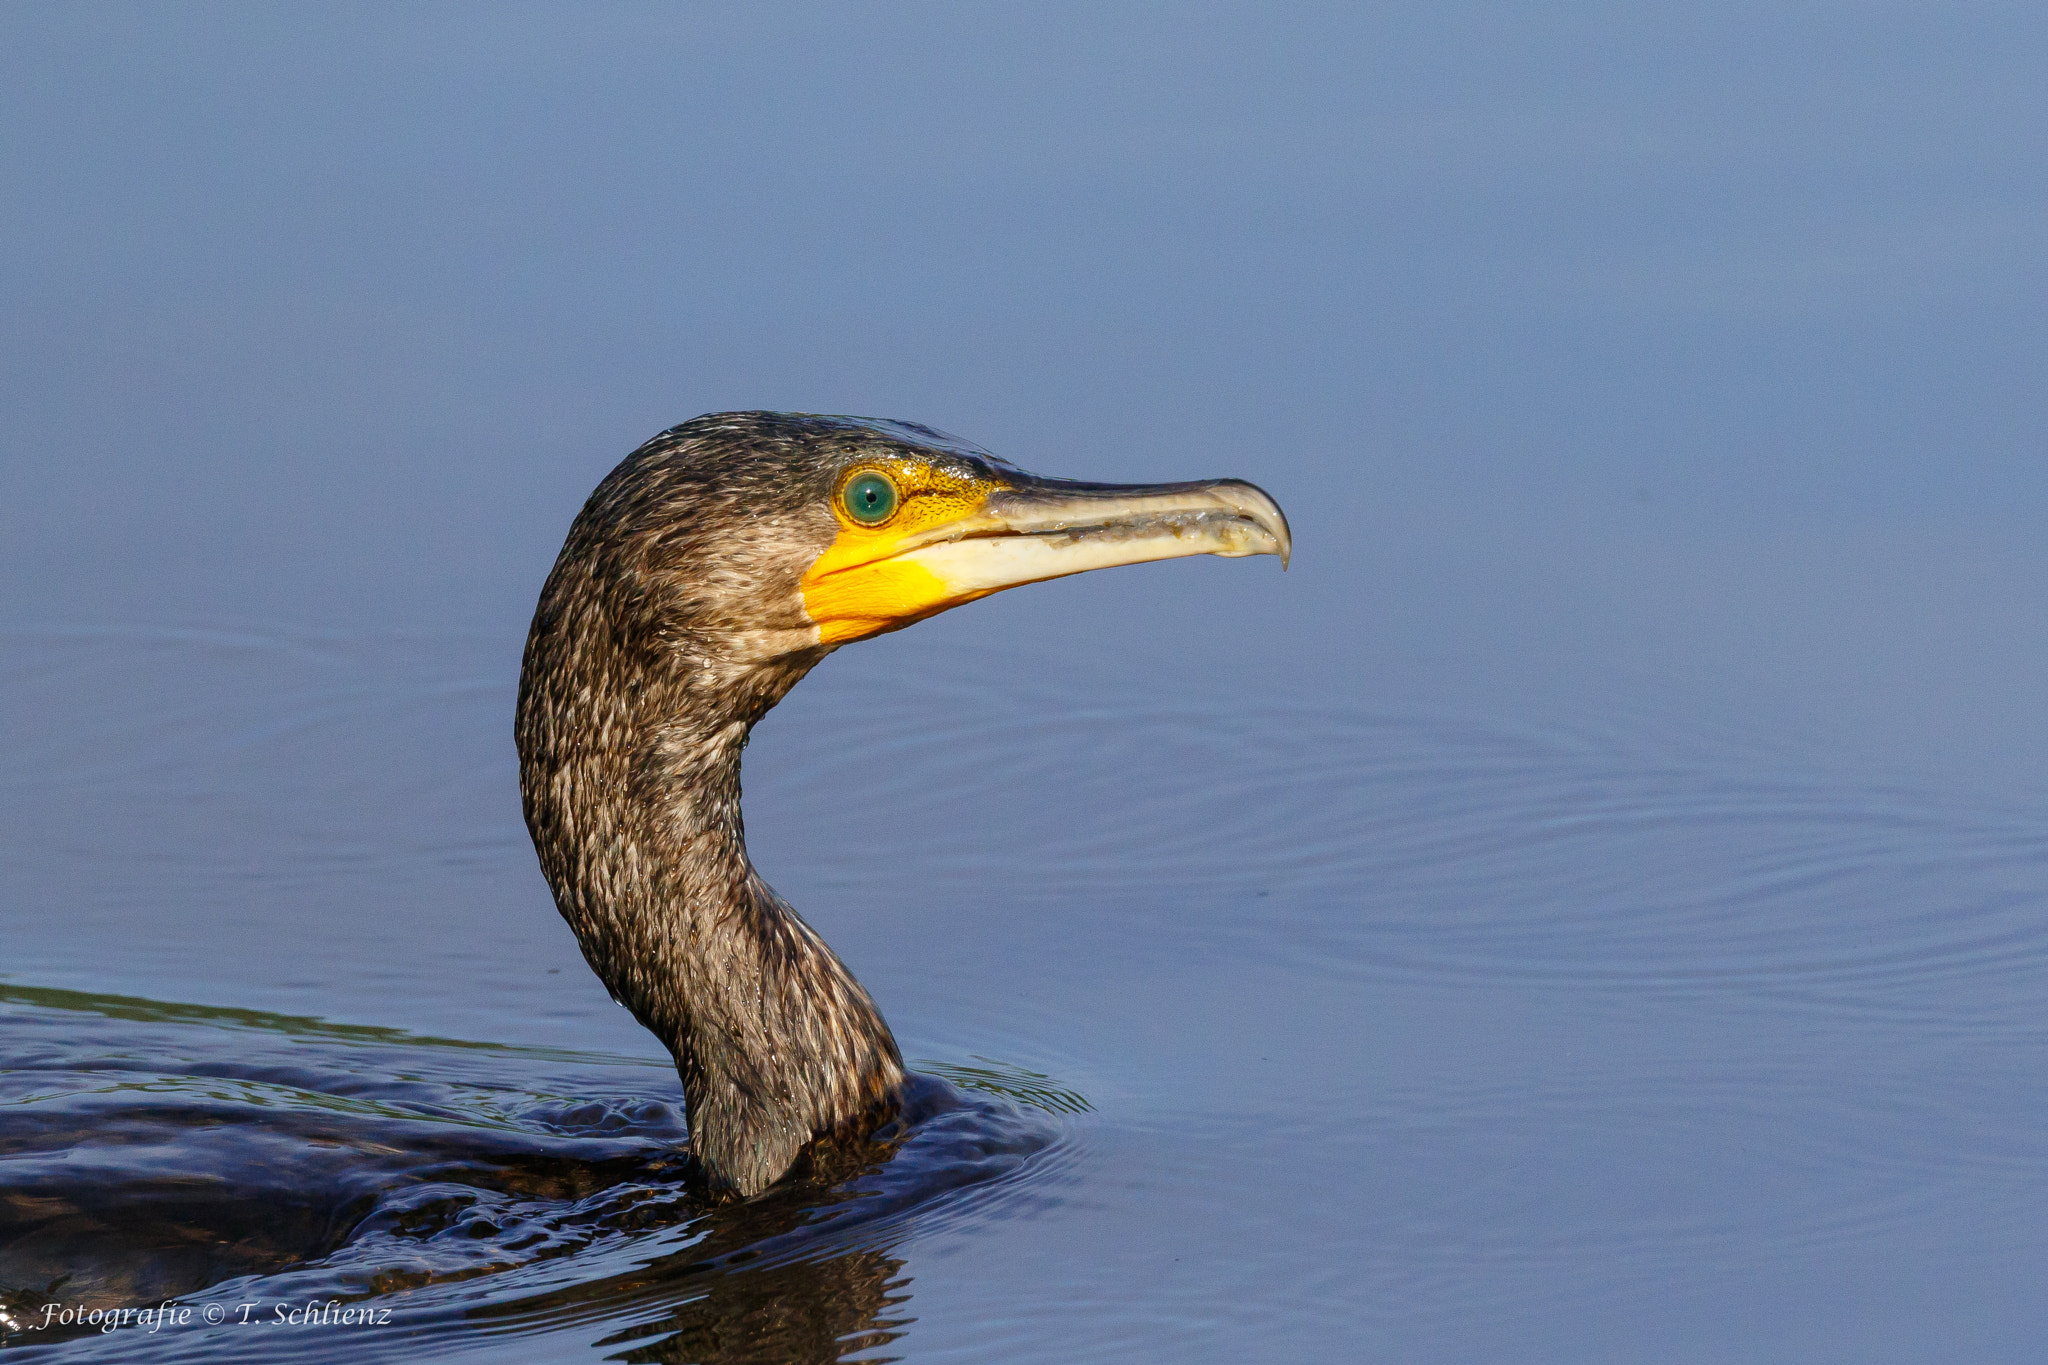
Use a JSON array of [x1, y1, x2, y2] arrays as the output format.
[[516, 412, 1290, 1197]]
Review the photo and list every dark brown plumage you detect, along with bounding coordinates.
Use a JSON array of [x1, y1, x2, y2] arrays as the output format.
[[517, 412, 1288, 1197]]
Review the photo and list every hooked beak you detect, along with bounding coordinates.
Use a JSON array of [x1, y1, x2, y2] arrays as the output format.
[[800, 472, 1291, 645]]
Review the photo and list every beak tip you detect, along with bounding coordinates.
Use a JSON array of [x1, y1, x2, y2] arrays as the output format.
[[1249, 487, 1290, 572]]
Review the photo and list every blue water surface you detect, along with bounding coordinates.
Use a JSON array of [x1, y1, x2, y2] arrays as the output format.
[[4, 4, 2048, 1361]]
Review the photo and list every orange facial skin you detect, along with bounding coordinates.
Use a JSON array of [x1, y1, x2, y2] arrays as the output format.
[[798, 459, 1008, 645]]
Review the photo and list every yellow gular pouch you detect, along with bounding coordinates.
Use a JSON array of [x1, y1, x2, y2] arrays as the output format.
[[800, 459, 1007, 645]]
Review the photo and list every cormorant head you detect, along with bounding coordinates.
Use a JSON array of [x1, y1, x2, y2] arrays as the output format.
[[539, 411, 1290, 703]]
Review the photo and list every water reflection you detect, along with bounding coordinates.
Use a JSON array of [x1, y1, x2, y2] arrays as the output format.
[[590, 1252, 912, 1365], [0, 985, 1070, 1361]]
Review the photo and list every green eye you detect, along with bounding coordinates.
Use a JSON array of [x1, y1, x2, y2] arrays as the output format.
[[841, 471, 899, 525]]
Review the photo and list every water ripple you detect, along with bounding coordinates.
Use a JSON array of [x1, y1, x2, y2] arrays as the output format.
[[0, 987, 1082, 1362]]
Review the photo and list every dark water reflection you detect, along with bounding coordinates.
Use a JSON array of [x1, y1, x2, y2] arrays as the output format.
[[0, 980, 1068, 1361]]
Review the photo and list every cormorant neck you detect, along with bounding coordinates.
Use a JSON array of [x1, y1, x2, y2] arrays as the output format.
[[519, 648, 906, 1198]]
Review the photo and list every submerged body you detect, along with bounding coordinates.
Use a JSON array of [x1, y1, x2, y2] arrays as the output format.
[[517, 412, 1288, 1196]]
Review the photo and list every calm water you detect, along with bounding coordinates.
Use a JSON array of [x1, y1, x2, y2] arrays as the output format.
[[8, 628, 2048, 1360], [6, 4, 2048, 1361]]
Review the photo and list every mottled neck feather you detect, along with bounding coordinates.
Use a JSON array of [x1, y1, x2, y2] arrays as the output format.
[[518, 635, 906, 1198]]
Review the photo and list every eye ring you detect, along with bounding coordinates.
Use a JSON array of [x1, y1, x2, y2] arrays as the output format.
[[840, 470, 900, 526]]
